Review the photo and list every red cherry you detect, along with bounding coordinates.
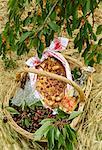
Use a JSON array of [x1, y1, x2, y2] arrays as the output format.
[[33, 116, 38, 121]]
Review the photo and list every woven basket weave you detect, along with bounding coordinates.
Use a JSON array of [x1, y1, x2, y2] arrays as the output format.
[[2, 56, 92, 141]]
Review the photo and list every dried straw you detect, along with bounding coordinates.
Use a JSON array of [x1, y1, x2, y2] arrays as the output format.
[[76, 65, 102, 150]]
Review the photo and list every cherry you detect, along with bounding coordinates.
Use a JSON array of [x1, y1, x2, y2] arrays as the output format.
[[28, 12, 31, 16], [37, 110, 42, 115], [33, 116, 38, 121], [3, 116, 8, 123], [48, 114, 52, 118]]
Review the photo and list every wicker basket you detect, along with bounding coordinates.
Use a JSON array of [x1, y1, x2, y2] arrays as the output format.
[[2, 56, 92, 141]]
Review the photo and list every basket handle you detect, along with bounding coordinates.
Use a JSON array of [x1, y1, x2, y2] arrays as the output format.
[[23, 67, 85, 101]]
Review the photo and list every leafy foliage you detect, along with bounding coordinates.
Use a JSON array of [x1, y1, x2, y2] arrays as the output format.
[[96, 25, 102, 35], [34, 117, 78, 150], [6, 106, 20, 115], [0, 0, 102, 67], [33, 107, 81, 150]]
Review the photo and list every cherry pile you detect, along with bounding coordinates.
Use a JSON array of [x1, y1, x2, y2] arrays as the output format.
[[11, 104, 56, 133]]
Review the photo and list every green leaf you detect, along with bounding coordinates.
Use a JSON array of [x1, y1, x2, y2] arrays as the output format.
[[6, 106, 20, 115], [30, 101, 42, 108], [86, 0, 90, 12], [68, 111, 82, 120], [40, 118, 55, 125], [57, 108, 69, 119], [24, 118, 30, 128], [67, 21, 72, 37], [16, 42, 29, 55], [21, 100, 26, 111], [66, 125, 77, 142], [58, 133, 65, 148], [58, 133, 65, 149], [72, 67, 81, 79], [50, 11, 56, 20], [9, 29, 15, 45], [97, 53, 102, 64], [62, 127, 67, 140], [34, 122, 52, 141], [32, 37, 38, 47], [98, 38, 102, 46], [92, 33, 97, 41], [23, 16, 32, 26], [65, 125, 70, 140], [43, 27, 48, 35], [78, 39, 83, 52], [0, 34, 2, 49], [19, 32, 32, 43], [72, 9, 78, 30], [44, 125, 52, 138], [66, 142, 73, 150], [87, 22, 93, 33], [47, 127, 55, 149], [48, 21, 60, 32], [84, 0, 90, 15], [37, 40, 44, 59], [55, 127, 60, 140], [96, 25, 102, 35], [82, 42, 91, 58], [66, 0, 72, 17], [37, 16, 43, 25], [27, 98, 41, 107], [74, 33, 80, 49], [51, 128, 55, 147]]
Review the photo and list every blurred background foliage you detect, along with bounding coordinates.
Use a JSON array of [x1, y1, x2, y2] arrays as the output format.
[[0, 0, 102, 68]]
